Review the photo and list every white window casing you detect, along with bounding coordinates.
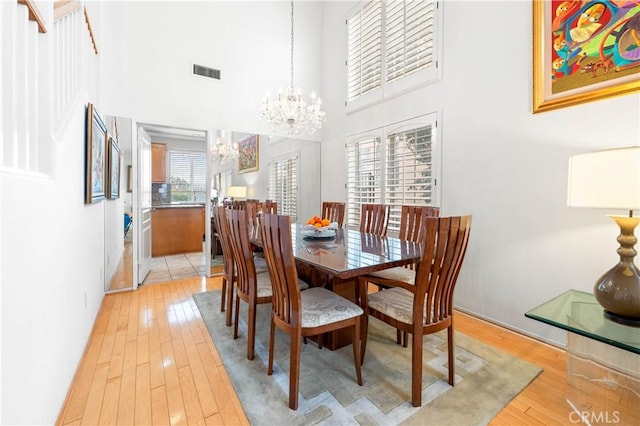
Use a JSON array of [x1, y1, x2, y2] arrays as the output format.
[[346, 0, 442, 113], [346, 113, 439, 233], [268, 152, 299, 221]]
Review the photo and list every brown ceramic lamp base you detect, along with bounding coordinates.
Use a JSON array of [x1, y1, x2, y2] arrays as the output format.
[[594, 216, 640, 326]]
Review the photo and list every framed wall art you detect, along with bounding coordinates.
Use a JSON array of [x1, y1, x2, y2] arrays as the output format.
[[107, 136, 121, 199], [238, 134, 259, 174], [85, 103, 107, 203], [533, 0, 640, 113]]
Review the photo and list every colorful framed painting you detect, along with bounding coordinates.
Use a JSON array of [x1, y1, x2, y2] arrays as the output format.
[[107, 136, 121, 199], [85, 103, 107, 203], [533, 0, 640, 113], [238, 134, 259, 173]]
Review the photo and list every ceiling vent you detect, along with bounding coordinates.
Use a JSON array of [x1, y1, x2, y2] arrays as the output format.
[[193, 64, 220, 80]]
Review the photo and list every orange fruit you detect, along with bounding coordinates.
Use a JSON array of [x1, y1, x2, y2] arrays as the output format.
[[307, 218, 315, 225], [321, 219, 330, 226], [314, 222, 323, 228]]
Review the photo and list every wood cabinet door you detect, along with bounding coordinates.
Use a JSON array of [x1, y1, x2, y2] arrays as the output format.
[[151, 143, 166, 183]]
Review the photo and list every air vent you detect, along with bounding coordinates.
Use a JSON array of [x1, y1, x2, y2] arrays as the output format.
[[193, 64, 221, 80]]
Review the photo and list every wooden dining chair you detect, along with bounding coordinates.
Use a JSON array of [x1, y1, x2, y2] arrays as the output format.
[[213, 206, 236, 326], [227, 209, 275, 360], [321, 201, 345, 227], [372, 205, 441, 345], [359, 203, 390, 236], [358, 215, 472, 407], [260, 213, 364, 410], [262, 199, 278, 214]]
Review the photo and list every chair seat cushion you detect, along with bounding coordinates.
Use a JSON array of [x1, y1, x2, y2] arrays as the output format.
[[254, 256, 269, 274], [256, 272, 273, 298], [368, 266, 415, 284], [255, 272, 308, 297], [301, 287, 363, 328], [368, 287, 416, 324]]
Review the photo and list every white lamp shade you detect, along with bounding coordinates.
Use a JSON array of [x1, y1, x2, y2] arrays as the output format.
[[567, 146, 640, 211], [226, 186, 247, 198]]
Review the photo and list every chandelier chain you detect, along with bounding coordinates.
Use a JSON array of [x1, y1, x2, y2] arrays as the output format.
[[290, 0, 294, 89]]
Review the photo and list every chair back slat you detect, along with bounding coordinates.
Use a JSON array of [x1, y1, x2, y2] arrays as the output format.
[[414, 216, 472, 325], [321, 201, 345, 227], [260, 214, 301, 327], [398, 205, 440, 242], [263, 200, 278, 214], [214, 206, 234, 279], [228, 209, 259, 300], [359, 203, 390, 236]]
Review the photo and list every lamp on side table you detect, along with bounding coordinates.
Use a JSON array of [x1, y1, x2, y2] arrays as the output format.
[[567, 146, 640, 325]]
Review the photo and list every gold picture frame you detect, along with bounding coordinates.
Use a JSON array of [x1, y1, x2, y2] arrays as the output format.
[[533, 0, 640, 113], [238, 134, 259, 174]]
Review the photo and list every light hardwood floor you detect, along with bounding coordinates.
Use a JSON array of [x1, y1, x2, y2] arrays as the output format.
[[57, 276, 639, 425]]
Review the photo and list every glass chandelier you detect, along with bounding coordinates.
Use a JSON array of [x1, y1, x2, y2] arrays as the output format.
[[211, 130, 238, 164], [261, 0, 325, 136]]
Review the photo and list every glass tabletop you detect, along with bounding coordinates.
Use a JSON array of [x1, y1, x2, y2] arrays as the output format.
[[291, 224, 422, 280], [525, 290, 640, 354]]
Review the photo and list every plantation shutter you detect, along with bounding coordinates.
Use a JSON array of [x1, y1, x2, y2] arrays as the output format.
[[385, 0, 436, 83], [347, 1, 382, 101], [220, 169, 232, 196], [268, 153, 299, 220], [385, 124, 434, 232], [169, 150, 206, 202], [346, 136, 382, 228]]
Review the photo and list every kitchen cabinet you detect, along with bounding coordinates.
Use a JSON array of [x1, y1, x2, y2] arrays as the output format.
[[152, 143, 167, 183], [151, 206, 205, 256]]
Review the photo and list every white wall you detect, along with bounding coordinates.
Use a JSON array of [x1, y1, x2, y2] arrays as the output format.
[[0, 100, 106, 424], [99, 1, 323, 140], [320, 1, 640, 346], [100, 1, 324, 222]]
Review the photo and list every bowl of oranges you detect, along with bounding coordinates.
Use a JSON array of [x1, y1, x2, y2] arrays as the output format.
[[302, 216, 338, 239]]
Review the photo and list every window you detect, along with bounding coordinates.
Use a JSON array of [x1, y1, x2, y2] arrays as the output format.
[[347, 0, 440, 110], [346, 114, 438, 232], [268, 153, 299, 221], [169, 150, 206, 203]]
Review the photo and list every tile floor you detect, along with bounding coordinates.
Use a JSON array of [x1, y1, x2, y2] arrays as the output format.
[[143, 251, 208, 285]]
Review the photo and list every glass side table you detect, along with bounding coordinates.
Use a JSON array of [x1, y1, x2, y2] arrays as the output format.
[[526, 290, 639, 423]]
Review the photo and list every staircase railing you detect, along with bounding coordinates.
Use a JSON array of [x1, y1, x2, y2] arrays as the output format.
[[1, 0, 98, 174]]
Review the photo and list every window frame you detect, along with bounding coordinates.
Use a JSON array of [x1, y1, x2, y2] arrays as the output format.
[[346, 113, 440, 233], [268, 151, 300, 222], [168, 149, 207, 203], [346, 0, 443, 114]]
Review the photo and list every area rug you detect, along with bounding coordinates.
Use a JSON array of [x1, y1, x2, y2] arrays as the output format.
[[193, 290, 541, 425]]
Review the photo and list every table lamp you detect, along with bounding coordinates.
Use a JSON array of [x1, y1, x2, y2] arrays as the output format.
[[226, 186, 247, 200], [567, 146, 640, 325]]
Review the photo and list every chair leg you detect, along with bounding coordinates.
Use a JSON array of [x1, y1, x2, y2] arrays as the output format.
[[225, 279, 234, 327], [220, 277, 227, 312], [268, 316, 276, 375], [360, 312, 369, 365], [447, 325, 455, 386], [352, 318, 363, 386], [403, 331, 408, 348], [411, 330, 423, 407], [233, 295, 240, 339], [247, 302, 256, 360], [289, 332, 302, 410]]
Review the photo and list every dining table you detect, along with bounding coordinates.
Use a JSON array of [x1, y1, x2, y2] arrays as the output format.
[[251, 222, 423, 349]]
